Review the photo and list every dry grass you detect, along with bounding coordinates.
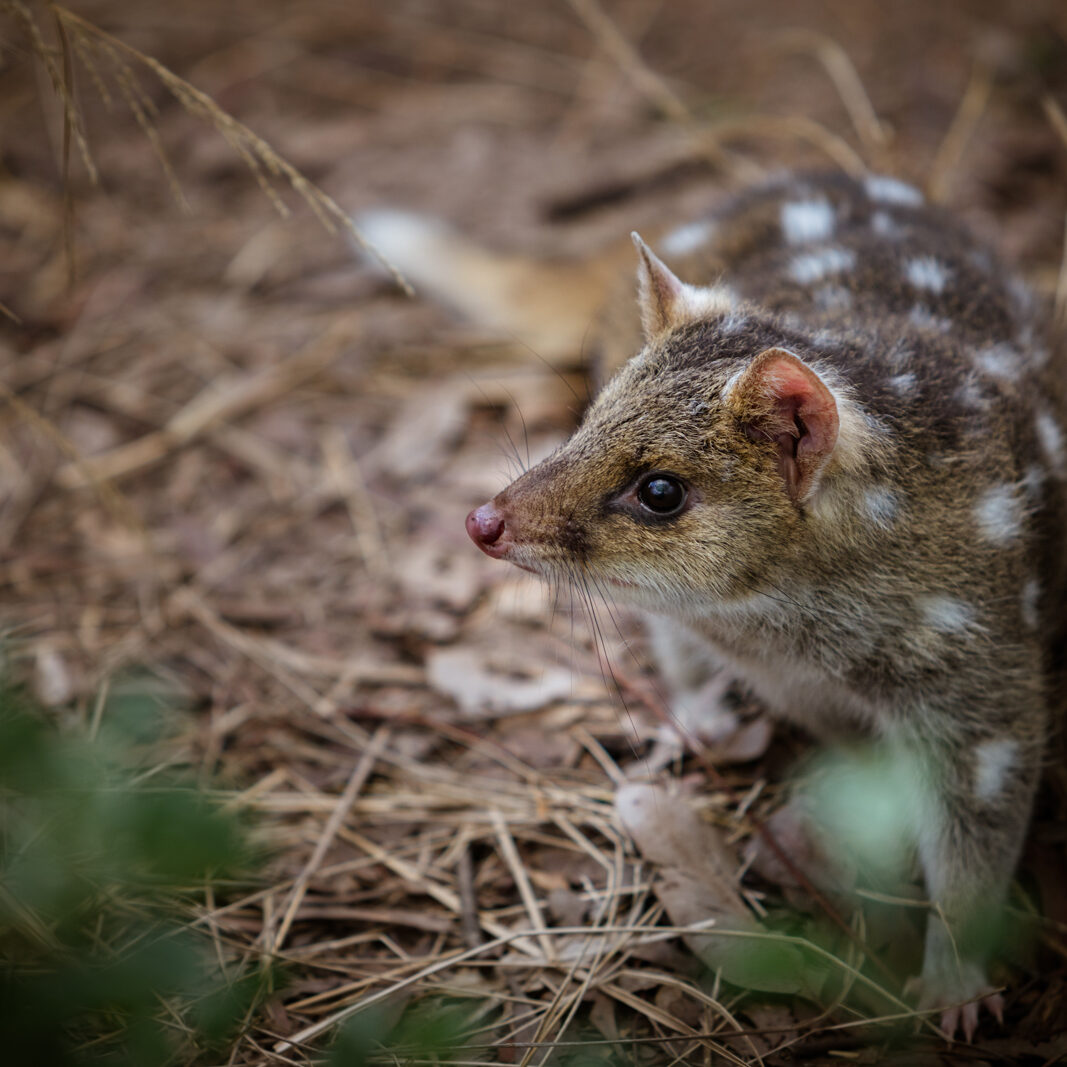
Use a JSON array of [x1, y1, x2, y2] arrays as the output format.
[[5, 1, 413, 292], [2, 1, 1067, 1064]]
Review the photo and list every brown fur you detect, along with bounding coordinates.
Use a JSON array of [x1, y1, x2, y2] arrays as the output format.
[[367, 172, 1067, 1036]]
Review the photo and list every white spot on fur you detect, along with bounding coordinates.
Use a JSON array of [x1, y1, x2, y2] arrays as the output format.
[[973, 342, 1022, 382], [919, 595, 977, 634], [1022, 464, 1045, 500], [661, 221, 715, 257], [908, 305, 952, 333], [905, 257, 949, 293], [790, 247, 855, 284], [974, 739, 1018, 800], [870, 210, 900, 237], [814, 284, 852, 311], [781, 199, 835, 244], [1013, 324, 1050, 367], [864, 487, 899, 529], [955, 377, 989, 411], [974, 484, 1024, 545], [865, 175, 923, 206], [1021, 578, 1040, 630], [1035, 411, 1066, 470], [719, 311, 748, 334], [811, 328, 847, 347], [889, 372, 917, 395]]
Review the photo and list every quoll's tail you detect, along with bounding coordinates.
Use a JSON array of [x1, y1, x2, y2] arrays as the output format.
[[356, 210, 627, 365]]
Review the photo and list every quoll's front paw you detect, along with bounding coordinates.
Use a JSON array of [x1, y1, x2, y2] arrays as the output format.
[[664, 675, 772, 760], [666, 672, 740, 744], [643, 675, 768, 775], [909, 961, 1004, 1042]]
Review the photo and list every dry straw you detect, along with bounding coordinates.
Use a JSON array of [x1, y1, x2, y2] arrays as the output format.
[[4, 0, 412, 293]]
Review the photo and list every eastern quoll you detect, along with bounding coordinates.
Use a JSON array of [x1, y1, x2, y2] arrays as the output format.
[[359, 171, 1067, 1039]]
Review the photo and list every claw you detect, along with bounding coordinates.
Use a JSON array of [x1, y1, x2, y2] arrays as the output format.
[[989, 992, 1005, 1025], [914, 966, 1005, 1043], [935, 991, 1004, 1042], [939, 1006, 960, 1041], [961, 1001, 978, 1043]]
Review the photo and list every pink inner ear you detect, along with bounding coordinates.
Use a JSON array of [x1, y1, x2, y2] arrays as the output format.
[[741, 349, 840, 501], [764, 358, 840, 459]]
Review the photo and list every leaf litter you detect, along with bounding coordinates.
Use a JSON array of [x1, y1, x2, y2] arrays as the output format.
[[1, 1, 1066, 1063]]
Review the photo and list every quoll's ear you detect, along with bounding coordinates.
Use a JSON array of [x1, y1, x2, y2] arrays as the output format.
[[729, 347, 840, 503], [631, 232, 733, 340]]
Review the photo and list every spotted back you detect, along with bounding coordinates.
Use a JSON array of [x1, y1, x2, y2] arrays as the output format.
[[651, 171, 1067, 674]]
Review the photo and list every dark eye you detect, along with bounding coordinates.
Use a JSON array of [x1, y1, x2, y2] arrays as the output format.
[[636, 473, 687, 515]]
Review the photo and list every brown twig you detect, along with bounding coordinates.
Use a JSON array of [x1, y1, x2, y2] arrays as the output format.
[[927, 65, 993, 203], [55, 322, 354, 488], [774, 28, 891, 161]]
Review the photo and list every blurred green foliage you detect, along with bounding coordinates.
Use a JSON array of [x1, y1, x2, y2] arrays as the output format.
[[0, 680, 268, 1066], [329, 998, 477, 1067], [806, 743, 925, 887]]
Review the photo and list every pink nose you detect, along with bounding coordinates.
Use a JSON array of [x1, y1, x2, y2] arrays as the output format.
[[466, 503, 508, 557]]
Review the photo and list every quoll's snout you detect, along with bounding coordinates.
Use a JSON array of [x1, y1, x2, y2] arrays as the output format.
[[466, 501, 508, 558]]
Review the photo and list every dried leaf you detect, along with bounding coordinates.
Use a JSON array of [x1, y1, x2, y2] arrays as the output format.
[[617, 783, 825, 996], [425, 646, 574, 718]]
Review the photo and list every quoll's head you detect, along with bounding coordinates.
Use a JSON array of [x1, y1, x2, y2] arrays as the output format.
[[466, 235, 852, 613]]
